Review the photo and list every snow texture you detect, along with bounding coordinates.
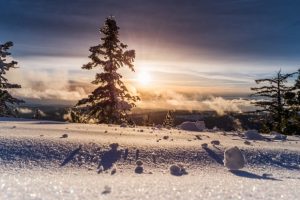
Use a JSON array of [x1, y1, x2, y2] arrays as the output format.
[[0, 118, 300, 200]]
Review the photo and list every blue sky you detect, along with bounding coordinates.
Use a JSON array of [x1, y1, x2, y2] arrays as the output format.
[[1, 0, 300, 106]]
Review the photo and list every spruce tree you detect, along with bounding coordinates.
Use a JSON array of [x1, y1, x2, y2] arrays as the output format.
[[163, 110, 174, 128], [251, 70, 296, 133], [75, 17, 140, 124], [284, 69, 300, 134], [284, 71, 300, 110], [293, 69, 300, 109], [0, 41, 24, 117]]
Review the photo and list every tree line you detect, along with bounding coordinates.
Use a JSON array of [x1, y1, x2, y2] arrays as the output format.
[[0, 16, 299, 134]]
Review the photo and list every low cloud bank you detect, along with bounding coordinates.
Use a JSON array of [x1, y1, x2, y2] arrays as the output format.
[[7, 68, 92, 102], [137, 90, 255, 115], [7, 69, 255, 115], [18, 108, 33, 114]]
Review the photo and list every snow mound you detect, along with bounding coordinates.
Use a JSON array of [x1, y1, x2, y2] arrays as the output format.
[[120, 123, 127, 128], [224, 146, 245, 170], [212, 126, 219, 132], [244, 130, 264, 140], [179, 121, 206, 132], [271, 131, 287, 140]]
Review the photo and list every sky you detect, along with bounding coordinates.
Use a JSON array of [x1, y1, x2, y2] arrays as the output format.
[[1, 0, 300, 111]]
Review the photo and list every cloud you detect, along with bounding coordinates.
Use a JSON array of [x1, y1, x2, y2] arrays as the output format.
[[6, 67, 92, 102], [3, 0, 300, 61], [202, 97, 254, 115], [5, 59, 255, 115], [7, 67, 255, 115], [136, 90, 255, 115], [18, 107, 33, 114]]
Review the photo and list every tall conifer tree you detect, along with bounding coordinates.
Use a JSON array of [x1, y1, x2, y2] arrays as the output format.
[[76, 17, 139, 124], [284, 69, 300, 134], [251, 70, 296, 132], [0, 41, 24, 117]]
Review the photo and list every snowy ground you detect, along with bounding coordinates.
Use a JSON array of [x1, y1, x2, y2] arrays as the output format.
[[0, 118, 300, 200]]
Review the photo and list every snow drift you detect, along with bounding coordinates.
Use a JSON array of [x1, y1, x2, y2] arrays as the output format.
[[178, 121, 206, 132]]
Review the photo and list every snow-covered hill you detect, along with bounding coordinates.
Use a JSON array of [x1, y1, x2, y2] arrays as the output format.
[[0, 118, 299, 200]]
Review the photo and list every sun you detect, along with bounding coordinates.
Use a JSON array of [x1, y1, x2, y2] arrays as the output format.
[[137, 70, 152, 85]]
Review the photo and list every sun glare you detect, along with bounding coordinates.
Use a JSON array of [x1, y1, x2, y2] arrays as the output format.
[[137, 70, 152, 85]]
